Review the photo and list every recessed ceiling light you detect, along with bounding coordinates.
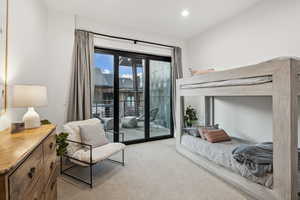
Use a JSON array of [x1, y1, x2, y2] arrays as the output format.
[[181, 9, 190, 17]]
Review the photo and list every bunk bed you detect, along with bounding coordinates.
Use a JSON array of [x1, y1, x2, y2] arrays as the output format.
[[175, 57, 300, 200]]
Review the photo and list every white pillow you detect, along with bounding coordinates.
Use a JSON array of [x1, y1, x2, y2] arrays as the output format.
[[79, 123, 108, 148], [64, 118, 104, 155]]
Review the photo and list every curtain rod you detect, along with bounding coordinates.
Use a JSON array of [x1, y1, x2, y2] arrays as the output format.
[[76, 29, 176, 49]]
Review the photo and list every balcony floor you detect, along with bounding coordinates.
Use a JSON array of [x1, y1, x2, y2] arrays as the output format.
[[122, 126, 171, 141], [107, 125, 171, 142]]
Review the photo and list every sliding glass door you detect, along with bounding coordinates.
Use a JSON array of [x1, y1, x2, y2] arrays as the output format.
[[119, 56, 145, 141], [93, 48, 173, 144], [149, 60, 172, 138], [93, 52, 115, 141]]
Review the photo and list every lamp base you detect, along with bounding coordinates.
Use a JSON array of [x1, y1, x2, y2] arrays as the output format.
[[23, 107, 41, 129]]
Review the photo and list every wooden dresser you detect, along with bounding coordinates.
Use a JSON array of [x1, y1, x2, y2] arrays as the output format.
[[0, 124, 57, 200]]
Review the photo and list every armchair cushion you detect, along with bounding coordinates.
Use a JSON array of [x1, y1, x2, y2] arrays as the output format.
[[79, 123, 108, 148], [63, 118, 103, 155], [71, 143, 126, 166], [63, 124, 81, 155]]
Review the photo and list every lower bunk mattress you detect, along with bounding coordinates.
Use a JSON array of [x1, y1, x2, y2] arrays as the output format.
[[181, 134, 300, 189]]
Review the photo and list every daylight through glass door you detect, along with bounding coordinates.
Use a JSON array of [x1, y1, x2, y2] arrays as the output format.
[[119, 56, 145, 142], [93, 48, 173, 144]]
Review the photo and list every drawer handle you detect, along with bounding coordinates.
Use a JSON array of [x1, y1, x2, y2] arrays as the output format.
[[49, 142, 54, 149], [50, 161, 54, 170], [28, 167, 36, 179]]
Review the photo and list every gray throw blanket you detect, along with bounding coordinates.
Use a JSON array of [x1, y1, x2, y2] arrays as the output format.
[[232, 142, 273, 177]]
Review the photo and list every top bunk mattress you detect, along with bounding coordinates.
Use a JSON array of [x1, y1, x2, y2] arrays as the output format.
[[180, 75, 273, 90], [180, 134, 274, 188]]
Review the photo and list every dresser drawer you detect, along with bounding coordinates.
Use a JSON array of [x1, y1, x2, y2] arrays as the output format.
[[44, 171, 57, 200], [24, 174, 44, 200], [43, 132, 57, 184], [43, 133, 56, 160], [44, 153, 56, 185], [9, 144, 44, 200]]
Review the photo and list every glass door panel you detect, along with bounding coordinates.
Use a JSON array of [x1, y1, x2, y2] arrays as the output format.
[[119, 56, 145, 142], [149, 60, 172, 138], [94, 48, 173, 144], [93, 52, 114, 142]]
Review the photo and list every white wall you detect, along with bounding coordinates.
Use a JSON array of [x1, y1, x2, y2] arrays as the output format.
[[93, 37, 173, 57], [44, 10, 75, 129], [0, 0, 49, 130], [185, 0, 300, 142], [77, 16, 188, 69]]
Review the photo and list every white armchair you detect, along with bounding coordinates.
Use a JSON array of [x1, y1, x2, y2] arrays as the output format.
[[60, 118, 126, 188]]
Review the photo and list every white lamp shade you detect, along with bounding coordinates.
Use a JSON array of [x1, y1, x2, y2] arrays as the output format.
[[13, 85, 48, 108]]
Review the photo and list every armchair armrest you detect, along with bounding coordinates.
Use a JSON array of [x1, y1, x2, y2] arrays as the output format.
[[66, 139, 92, 148], [65, 139, 93, 164], [105, 130, 125, 143]]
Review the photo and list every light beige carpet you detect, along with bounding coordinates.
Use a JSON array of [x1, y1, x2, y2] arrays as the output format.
[[58, 139, 247, 200]]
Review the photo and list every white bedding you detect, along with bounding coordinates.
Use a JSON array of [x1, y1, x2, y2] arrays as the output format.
[[181, 76, 272, 89]]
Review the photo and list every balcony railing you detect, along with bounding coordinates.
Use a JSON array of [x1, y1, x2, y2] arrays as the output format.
[[93, 100, 144, 118]]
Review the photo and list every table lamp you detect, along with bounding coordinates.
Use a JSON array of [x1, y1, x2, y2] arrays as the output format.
[[12, 85, 48, 129]]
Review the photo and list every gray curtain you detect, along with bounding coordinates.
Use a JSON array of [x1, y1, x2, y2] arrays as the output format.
[[67, 30, 94, 122], [172, 47, 184, 130]]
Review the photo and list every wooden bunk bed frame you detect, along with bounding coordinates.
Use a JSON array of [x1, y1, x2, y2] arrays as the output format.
[[175, 58, 300, 200]]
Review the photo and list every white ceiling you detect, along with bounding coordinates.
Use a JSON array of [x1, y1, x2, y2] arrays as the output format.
[[44, 0, 262, 39]]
